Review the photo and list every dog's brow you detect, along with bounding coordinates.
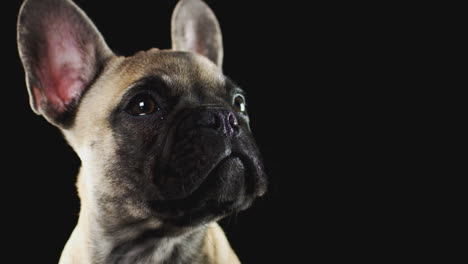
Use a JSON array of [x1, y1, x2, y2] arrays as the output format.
[[234, 87, 246, 96], [129, 75, 172, 97], [225, 78, 245, 96]]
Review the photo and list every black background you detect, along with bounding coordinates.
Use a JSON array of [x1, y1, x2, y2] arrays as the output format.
[[2, 0, 404, 263]]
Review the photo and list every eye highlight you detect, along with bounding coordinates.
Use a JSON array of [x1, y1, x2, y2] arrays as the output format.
[[125, 93, 159, 116], [233, 94, 246, 113]]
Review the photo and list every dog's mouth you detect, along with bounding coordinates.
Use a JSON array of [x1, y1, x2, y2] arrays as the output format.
[[149, 154, 256, 226]]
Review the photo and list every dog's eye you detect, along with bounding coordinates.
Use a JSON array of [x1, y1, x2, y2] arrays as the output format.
[[126, 94, 158, 116], [233, 94, 246, 113]]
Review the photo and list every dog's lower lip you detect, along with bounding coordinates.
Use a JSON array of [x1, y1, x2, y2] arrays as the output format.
[[188, 153, 245, 199], [150, 154, 246, 212], [206, 154, 238, 177]]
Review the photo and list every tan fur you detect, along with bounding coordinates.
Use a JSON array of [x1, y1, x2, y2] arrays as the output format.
[[60, 221, 239, 264], [203, 223, 241, 264]]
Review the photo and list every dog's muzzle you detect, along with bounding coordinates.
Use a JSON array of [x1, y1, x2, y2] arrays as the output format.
[[150, 106, 266, 223]]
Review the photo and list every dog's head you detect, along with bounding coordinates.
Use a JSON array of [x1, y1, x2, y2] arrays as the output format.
[[18, 0, 267, 228]]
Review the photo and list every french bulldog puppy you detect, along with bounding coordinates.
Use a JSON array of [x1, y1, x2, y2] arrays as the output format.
[[17, 0, 267, 263]]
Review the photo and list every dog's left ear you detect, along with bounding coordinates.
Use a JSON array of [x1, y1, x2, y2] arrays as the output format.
[[171, 0, 223, 68]]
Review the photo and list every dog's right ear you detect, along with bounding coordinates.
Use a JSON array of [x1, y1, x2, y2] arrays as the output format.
[[17, 0, 113, 127], [171, 0, 223, 68]]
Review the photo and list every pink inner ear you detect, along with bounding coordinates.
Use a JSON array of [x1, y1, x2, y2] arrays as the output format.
[[184, 20, 208, 58], [33, 24, 92, 113]]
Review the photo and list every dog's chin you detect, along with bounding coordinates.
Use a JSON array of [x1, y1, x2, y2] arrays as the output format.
[[150, 155, 255, 227]]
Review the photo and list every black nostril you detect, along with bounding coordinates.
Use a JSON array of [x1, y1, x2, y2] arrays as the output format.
[[228, 112, 239, 134], [228, 112, 238, 128], [196, 110, 221, 130], [211, 113, 222, 130]]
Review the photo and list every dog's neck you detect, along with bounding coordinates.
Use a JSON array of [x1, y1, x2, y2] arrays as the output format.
[[60, 169, 206, 264], [59, 169, 239, 264], [81, 214, 205, 263]]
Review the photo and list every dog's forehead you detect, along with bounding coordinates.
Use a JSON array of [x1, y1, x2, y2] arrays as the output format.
[[114, 49, 225, 94]]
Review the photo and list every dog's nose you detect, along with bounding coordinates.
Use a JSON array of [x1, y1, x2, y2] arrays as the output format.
[[198, 108, 239, 136]]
